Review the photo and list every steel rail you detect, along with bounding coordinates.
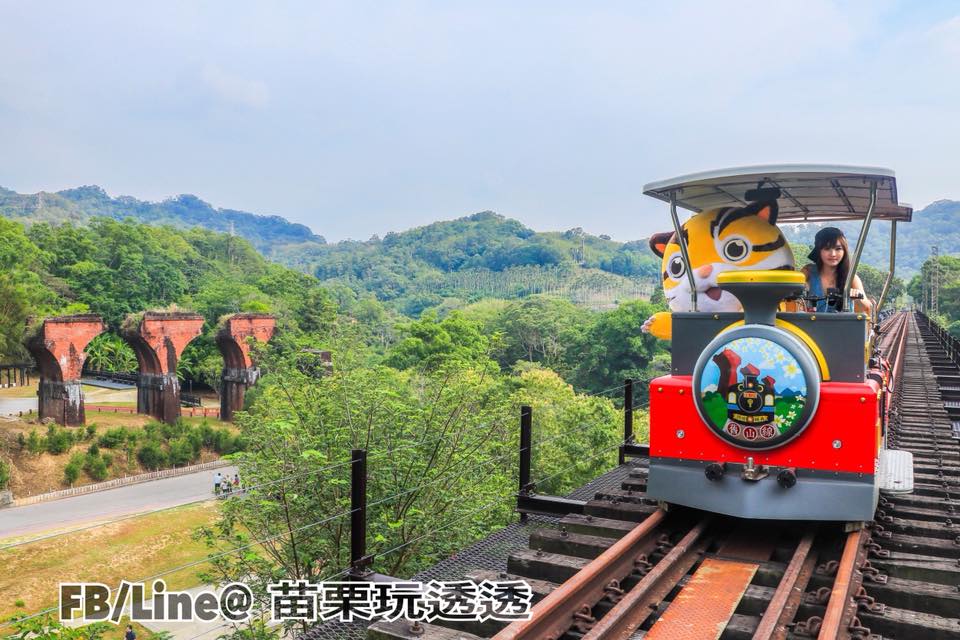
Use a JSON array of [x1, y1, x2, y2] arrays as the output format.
[[752, 529, 817, 640], [817, 528, 868, 639], [491, 509, 668, 640], [581, 518, 712, 639]]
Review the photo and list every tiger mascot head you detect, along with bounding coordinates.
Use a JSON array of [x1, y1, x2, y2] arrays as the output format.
[[642, 199, 794, 339]]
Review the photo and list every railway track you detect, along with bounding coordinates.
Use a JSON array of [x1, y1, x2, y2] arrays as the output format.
[[367, 311, 960, 640]]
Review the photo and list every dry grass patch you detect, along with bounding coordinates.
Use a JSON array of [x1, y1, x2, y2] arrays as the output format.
[[0, 501, 221, 622]]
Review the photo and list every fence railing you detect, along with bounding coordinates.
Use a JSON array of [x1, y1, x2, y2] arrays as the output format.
[[82, 369, 139, 384], [918, 311, 960, 368]]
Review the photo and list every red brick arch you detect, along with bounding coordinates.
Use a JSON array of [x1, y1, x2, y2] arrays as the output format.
[[216, 313, 276, 421], [26, 315, 105, 425]]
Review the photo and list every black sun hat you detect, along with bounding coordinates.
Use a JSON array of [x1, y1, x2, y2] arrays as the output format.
[[807, 227, 845, 262]]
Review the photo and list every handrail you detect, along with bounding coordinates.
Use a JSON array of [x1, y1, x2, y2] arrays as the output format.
[[844, 180, 878, 310]]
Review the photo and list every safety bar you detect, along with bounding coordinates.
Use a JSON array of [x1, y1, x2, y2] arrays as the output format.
[[843, 180, 878, 310], [669, 192, 698, 311]]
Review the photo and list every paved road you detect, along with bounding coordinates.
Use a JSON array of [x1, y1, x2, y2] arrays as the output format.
[[0, 466, 238, 541], [0, 397, 36, 416]]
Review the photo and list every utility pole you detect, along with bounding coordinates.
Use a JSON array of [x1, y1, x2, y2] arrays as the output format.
[[931, 245, 940, 315]]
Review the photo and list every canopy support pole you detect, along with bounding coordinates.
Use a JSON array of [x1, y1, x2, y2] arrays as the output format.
[[669, 192, 698, 312], [844, 180, 878, 311], [875, 220, 898, 322]]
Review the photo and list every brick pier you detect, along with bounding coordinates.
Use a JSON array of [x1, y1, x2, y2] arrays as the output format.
[[216, 313, 276, 421], [26, 315, 105, 426], [123, 312, 204, 424]]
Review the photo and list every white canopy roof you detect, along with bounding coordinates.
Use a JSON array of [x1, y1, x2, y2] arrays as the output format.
[[643, 164, 912, 222]]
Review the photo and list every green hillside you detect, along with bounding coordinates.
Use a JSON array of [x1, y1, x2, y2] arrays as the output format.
[[0, 185, 324, 255], [288, 211, 661, 314], [782, 199, 960, 277], [2, 183, 954, 314]]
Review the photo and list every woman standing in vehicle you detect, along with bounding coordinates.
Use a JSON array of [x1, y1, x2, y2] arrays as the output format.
[[802, 227, 872, 315]]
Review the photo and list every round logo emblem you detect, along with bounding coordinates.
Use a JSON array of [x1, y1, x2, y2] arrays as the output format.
[[693, 327, 820, 450]]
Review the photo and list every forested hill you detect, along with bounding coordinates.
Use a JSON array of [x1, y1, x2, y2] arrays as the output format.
[[277, 211, 662, 315], [0, 185, 324, 255], [781, 199, 960, 277]]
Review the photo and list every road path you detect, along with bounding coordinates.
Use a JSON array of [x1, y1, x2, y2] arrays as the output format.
[[0, 465, 237, 541]]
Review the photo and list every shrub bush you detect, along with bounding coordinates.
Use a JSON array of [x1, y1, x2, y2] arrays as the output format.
[[97, 427, 131, 449], [137, 442, 167, 470], [211, 428, 243, 455], [0, 458, 10, 490], [84, 453, 109, 481], [45, 425, 73, 455], [84, 424, 98, 441], [168, 438, 196, 467], [26, 429, 43, 455], [63, 463, 80, 485]]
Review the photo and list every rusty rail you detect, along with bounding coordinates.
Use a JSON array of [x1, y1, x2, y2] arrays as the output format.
[[581, 518, 711, 639], [752, 529, 817, 640], [817, 528, 868, 639], [491, 509, 668, 640]]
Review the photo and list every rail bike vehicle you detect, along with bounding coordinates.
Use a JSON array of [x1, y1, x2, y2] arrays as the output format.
[[643, 165, 914, 522]]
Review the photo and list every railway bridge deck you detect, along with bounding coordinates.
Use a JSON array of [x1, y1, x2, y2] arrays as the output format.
[[301, 311, 960, 640]]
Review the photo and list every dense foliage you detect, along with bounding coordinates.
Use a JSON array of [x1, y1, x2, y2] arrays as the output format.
[[0, 217, 344, 376], [909, 254, 960, 337], [296, 212, 660, 315]]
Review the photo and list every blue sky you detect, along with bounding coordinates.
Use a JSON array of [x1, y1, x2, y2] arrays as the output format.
[[1, 1, 958, 241]]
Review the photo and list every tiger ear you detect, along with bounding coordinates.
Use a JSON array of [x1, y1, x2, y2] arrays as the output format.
[[750, 199, 779, 225], [649, 231, 675, 258]]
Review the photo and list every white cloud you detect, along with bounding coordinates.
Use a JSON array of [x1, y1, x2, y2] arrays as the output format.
[[926, 14, 960, 60], [201, 63, 269, 109]]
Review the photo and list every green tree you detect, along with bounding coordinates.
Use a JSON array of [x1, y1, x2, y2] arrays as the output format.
[[571, 299, 670, 401], [195, 335, 518, 637], [386, 311, 493, 370], [495, 296, 589, 370]]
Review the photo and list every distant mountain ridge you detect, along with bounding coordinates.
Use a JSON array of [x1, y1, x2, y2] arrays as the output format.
[[781, 199, 960, 277], [0, 184, 325, 254], [1, 182, 955, 285]]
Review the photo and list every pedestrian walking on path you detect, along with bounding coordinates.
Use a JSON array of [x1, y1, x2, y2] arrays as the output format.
[[213, 471, 222, 496]]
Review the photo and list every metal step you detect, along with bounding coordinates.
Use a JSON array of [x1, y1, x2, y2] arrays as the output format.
[[879, 449, 915, 494]]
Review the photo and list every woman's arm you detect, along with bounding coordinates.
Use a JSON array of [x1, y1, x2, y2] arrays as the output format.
[[852, 274, 873, 314]]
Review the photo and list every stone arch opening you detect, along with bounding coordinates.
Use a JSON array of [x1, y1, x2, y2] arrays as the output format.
[[121, 311, 204, 424]]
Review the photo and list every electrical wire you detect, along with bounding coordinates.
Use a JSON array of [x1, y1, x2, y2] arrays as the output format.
[[373, 490, 517, 562], [529, 440, 625, 492]]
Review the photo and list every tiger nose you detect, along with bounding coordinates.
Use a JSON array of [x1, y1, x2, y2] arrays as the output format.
[[697, 265, 713, 278]]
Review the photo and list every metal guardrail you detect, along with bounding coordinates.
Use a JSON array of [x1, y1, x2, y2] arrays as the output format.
[[917, 311, 960, 368], [82, 369, 139, 384]]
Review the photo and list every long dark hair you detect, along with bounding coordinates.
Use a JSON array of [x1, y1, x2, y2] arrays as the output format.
[[808, 227, 850, 288]]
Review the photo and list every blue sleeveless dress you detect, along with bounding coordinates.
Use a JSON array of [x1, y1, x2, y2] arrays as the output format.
[[806, 266, 841, 313]]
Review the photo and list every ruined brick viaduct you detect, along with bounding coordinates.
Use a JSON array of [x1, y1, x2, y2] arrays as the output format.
[[26, 312, 276, 426]]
